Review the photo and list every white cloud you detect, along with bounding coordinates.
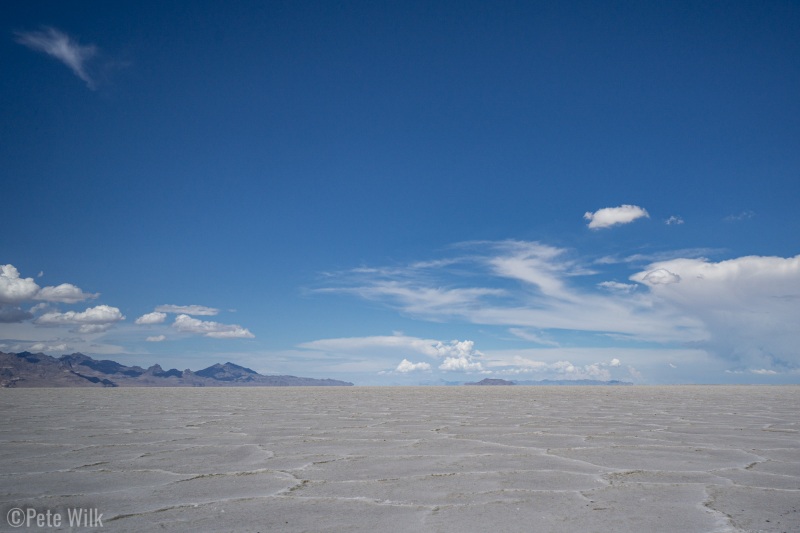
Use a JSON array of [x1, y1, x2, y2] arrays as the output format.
[[395, 359, 431, 372], [584, 204, 649, 229], [1, 265, 98, 306], [156, 304, 219, 316], [14, 27, 98, 89], [29, 342, 69, 353], [172, 314, 254, 339], [318, 283, 505, 318], [751, 368, 778, 375], [496, 356, 622, 380], [34, 283, 99, 303], [627, 366, 644, 381], [320, 242, 800, 374], [487, 241, 580, 300], [597, 281, 638, 293], [0, 265, 40, 304], [439, 356, 484, 372], [631, 255, 800, 368], [146, 335, 166, 342], [299, 335, 488, 373], [299, 335, 473, 358], [34, 304, 125, 333], [321, 241, 707, 344], [435, 340, 485, 372], [135, 311, 167, 325], [508, 328, 560, 346], [666, 215, 684, 225], [639, 269, 681, 285]]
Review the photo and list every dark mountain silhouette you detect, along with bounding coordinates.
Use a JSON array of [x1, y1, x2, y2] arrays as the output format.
[[465, 378, 515, 385], [0, 351, 353, 387]]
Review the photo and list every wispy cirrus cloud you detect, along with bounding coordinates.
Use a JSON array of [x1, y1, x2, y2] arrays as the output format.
[[318, 241, 800, 374], [155, 304, 219, 316], [14, 27, 98, 89], [319, 240, 702, 343], [724, 210, 756, 222]]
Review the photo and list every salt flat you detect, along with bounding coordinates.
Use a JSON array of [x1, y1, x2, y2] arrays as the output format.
[[1, 386, 798, 532]]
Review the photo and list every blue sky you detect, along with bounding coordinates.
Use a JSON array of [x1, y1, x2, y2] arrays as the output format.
[[2, 1, 799, 384]]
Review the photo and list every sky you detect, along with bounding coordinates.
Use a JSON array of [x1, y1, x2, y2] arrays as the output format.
[[2, 1, 799, 385]]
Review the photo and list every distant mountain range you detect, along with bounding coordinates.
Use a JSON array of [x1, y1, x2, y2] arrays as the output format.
[[0, 351, 353, 387], [465, 378, 632, 386]]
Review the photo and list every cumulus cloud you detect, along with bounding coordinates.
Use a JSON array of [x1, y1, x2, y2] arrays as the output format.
[[1, 265, 97, 305], [135, 312, 167, 325], [639, 269, 681, 285], [0, 265, 40, 304], [146, 335, 166, 342], [156, 304, 219, 316], [34, 304, 125, 333], [395, 359, 431, 372], [172, 314, 254, 339], [431, 340, 485, 372], [34, 283, 99, 303], [666, 215, 684, 225], [496, 356, 622, 380], [299, 335, 487, 373], [14, 27, 98, 89], [631, 255, 800, 369], [439, 356, 484, 372], [584, 205, 649, 229]]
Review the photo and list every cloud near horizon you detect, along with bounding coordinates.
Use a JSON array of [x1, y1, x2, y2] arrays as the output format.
[[14, 27, 98, 89], [172, 314, 254, 339], [299, 333, 636, 380], [319, 241, 800, 374], [1, 264, 255, 349], [584, 205, 649, 229], [630, 254, 800, 369], [394, 359, 431, 372]]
